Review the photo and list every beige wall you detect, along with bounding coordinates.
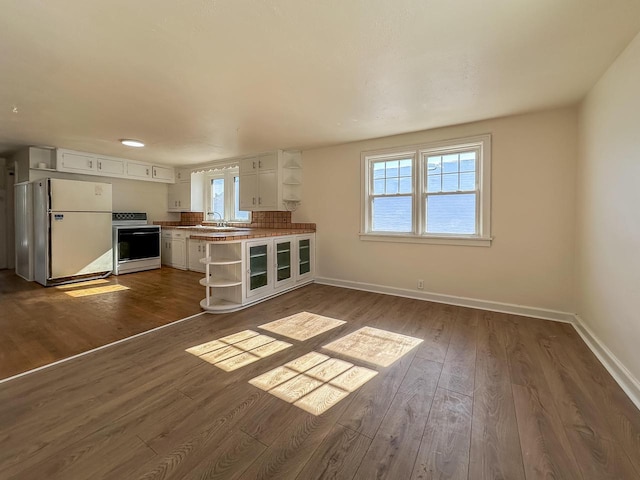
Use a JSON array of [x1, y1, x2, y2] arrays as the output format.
[[577, 32, 640, 382], [28, 169, 178, 223], [295, 107, 578, 312]]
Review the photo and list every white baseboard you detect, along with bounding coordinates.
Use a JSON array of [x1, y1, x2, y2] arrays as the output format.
[[572, 315, 640, 411], [315, 276, 575, 323]]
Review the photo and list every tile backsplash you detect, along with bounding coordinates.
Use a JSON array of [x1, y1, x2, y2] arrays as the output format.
[[154, 211, 315, 231]]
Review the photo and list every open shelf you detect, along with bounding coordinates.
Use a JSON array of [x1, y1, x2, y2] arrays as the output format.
[[200, 257, 242, 265], [199, 277, 242, 287], [200, 298, 242, 312]]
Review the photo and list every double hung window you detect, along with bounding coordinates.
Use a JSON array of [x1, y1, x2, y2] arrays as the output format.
[[206, 168, 250, 222], [361, 135, 491, 246]]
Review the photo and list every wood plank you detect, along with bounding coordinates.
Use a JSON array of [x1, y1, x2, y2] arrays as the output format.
[[526, 321, 639, 479], [353, 357, 441, 480], [437, 307, 477, 397], [512, 384, 582, 480], [295, 424, 372, 480], [469, 314, 525, 480], [411, 387, 472, 480]]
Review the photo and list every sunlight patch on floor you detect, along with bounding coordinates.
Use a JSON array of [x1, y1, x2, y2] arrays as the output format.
[[258, 312, 346, 341], [322, 326, 423, 367], [62, 284, 129, 297], [186, 329, 292, 372], [249, 351, 378, 415], [55, 279, 111, 289]]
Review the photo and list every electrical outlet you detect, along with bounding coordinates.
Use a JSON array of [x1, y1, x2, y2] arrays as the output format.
[[417, 279, 424, 290]]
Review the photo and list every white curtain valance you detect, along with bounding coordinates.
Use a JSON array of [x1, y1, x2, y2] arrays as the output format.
[[190, 159, 239, 174]]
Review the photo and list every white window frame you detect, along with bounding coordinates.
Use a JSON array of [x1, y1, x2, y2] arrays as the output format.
[[204, 167, 250, 222], [360, 134, 492, 247]]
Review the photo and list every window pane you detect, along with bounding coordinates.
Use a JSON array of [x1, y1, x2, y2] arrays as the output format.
[[442, 173, 458, 192], [399, 176, 412, 194], [373, 178, 385, 194], [459, 171, 476, 191], [427, 175, 441, 193], [426, 194, 476, 234], [385, 160, 399, 177], [385, 178, 399, 194], [460, 152, 476, 172], [234, 176, 250, 221], [442, 154, 459, 173], [399, 159, 412, 176], [211, 178, 225, 217], [373, 162, 386, 179], [427, 156, 441, 174], [372, 196, 412, 232]]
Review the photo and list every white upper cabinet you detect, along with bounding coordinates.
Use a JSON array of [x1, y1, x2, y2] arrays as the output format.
[[126, 161, 152, 179], [58, 151, 97, 174], [96, 156, 125, 177], [56, 149, 175, 184], [167, 170, 204, 212], [238, 150, 302, 211], [152, 165, 175, 182]]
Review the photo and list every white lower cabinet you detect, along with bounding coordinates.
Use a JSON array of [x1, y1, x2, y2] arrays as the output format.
[[161, 230, 187, 270], [200, 233, 315, 313], [187, 239, 207, 273]]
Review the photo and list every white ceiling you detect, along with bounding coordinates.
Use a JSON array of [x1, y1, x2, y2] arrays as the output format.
[[1, 0, 639, 166]]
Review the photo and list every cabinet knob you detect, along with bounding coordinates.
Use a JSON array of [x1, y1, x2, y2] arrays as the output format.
[[252, 161, 256, 169], [146, 168, 149, 176], [89, 160, 93, 168], [258, 197, 262, 205], [252, 197, 256, 205], [153, 168, 156, 176], [98, 161, 101, 170], [259, 160, 262, 168]]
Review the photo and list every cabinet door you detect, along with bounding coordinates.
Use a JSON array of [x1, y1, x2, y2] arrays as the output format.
[[258, 152, 278, 171], [127, 161, 152, 179], [239, 156, 258, 175], [246, 240, 272, 299], [153, 165, 175, 182], [176, 168, 191, 183], [297, 235, 314, 282], [161, 238, 171, 266], [168, 182, 190, 212], [96, 157, 125, 177], [188, 240, 206, 273], [239, 173, 258, 211], [257, 169, 278, 209], [59, 152, 96, 173], [172, 239, 187, 269], [274, 238, 294, 290]]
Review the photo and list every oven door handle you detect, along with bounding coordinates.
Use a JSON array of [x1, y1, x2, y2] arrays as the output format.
[[129, 231, 160, 235]]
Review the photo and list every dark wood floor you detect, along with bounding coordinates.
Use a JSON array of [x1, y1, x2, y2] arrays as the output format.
[[1, 282, 639, 479], [0, 267, 204, 379]]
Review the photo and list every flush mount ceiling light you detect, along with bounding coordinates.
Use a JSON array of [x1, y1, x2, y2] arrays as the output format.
[[120, 139, 145, 148]]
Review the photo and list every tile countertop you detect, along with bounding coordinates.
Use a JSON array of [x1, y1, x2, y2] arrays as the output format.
[[162, 225, 316, 242]]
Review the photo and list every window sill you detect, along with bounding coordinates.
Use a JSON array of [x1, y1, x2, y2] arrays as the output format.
[[359, 233, 493, 247]]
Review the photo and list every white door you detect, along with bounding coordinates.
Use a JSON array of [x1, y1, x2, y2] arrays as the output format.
[[239, 173, 257, 211], [97, 157, 125, 177], [127, 161, 152, 179], [50, 179, 112, 212], [59, 152, 96, 173], [258, 170, 278, 209], [50, 212, 113, 279], [153, 165, 175, 182]]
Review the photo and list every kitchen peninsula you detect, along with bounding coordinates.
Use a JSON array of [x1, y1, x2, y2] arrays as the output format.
[[156, 211, 316, 312]]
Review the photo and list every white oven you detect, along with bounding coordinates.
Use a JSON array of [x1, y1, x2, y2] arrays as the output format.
[[112, 213, 161, 275]]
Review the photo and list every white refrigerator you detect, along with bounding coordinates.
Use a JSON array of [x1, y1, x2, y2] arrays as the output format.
[[32, 178, 113, 286]]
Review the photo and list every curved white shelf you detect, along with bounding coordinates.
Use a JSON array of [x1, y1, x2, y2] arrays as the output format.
[[199, 257, 242, 265], [283, 161, 301, 169], [199, 278, 242, 288], [200, 298, 243, 312]]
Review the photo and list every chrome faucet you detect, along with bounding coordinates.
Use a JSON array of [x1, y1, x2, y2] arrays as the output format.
[[209, 211, 225, 226]]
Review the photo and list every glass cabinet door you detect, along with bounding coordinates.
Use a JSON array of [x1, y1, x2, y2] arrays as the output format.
[[249, 244, 268, 291], [299, 238, 311, 275], [276, 240, 292, 283]]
